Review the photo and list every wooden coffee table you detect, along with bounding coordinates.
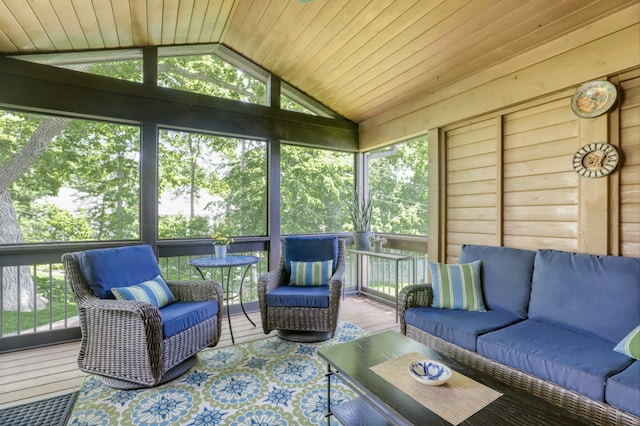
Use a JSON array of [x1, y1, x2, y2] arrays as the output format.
[[318, 331, 592, 425]]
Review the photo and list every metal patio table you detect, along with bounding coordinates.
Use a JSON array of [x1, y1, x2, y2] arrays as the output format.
[[189, 255, 258, 344]]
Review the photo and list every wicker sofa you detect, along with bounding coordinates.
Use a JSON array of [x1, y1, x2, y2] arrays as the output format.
[[400, 245, 640, 426]]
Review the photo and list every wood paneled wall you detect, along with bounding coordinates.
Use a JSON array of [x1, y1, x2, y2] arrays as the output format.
[[433, 71, 640, 262], [619, 74, 640, 257]]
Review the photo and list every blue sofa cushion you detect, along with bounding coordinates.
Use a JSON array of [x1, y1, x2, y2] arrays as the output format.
[[266, 285, 330, 308], [477, 320, 634, 401], [283, 236, 338, 276], [78, 245, 162, 299], [404, 307, 522, 351], [528, 249, 640, 343], [160, 300, 219, 339], [606, 361, 640, 417], [459, 244, 536, 319]]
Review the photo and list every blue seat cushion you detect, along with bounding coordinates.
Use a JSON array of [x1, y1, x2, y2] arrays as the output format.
[[266, 285, 330, 308], [606, 361, 640, 417], [283, 236, 338, 277], [78, 245, 162, 299], [477, 320, 634, 401], [159, 300, 219, 339], [459, 244, 536, 319], [529, 249, 640, 344], [404, 307, 522, 351]]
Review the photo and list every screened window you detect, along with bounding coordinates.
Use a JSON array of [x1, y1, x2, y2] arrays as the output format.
[[158, 130, 267, 239], [280, 145, 354, 234], [11, 50, 143, 83], [368, 137, 429, 236], [158, 54, 267, 104], [0, 109, 141, 244], [282, 95, 318, 115]]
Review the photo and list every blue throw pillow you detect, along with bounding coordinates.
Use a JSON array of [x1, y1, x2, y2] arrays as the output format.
[[290, 260, 333, 286], [111, 275, 176, 308], [429, 261, 486, 312]]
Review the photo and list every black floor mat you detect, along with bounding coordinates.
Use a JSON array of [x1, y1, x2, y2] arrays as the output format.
[[0, 392, 78, 426]]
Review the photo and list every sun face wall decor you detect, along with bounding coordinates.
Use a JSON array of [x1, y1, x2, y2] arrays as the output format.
[[572, 143, 619, 178]]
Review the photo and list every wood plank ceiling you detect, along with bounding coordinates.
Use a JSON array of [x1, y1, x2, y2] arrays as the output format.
[[0, 0, 636, 124]]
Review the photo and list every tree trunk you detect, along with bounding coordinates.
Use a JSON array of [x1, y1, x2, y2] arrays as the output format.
[[0, 115, 74, 312], [0, 189, 46, 311]]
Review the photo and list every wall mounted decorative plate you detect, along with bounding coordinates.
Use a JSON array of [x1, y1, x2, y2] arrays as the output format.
[[570, 80, 617, 118], [572, 143, 619, 178]]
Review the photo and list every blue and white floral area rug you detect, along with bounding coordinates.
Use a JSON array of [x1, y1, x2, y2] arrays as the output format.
[[67, 322, 366, 425]]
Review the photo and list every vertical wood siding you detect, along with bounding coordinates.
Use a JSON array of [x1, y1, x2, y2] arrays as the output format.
[[619, 75, 640, 257], [503, 99, 579, 252], [438, 70, 640, 260], [444, 119, 498, 262]]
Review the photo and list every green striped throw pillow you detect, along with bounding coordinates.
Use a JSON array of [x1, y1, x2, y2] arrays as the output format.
[[429, 260, 486, 311], [614, 325, 640, 360], [290, 260, 333, 286], [111, 275, 176, 308]]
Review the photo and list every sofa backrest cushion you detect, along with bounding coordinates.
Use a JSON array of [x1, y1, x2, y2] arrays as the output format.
[[283, 236, 338, 277], [459, 244, 536, 318], [78, 244, 162, 299], [529, 249, 640, 343]]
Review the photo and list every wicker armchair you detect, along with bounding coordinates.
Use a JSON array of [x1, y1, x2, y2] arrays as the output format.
[[258, 236, 345, 342], [62, 245, 222, 389]]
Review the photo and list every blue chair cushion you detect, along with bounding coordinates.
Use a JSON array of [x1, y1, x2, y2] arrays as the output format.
[[459, 244, 536, 319], [528, 249, 640, 343], [160, 300, 219, 339], [78, 245, 162, 299], [283, 236, 338, 277], [404, 307, 522, 351], [606, 361, 640, 417], [477, 320, 634, 401], [266, 285, 330, 308]]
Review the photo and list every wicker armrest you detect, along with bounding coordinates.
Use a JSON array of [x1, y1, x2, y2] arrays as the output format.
[[399, 283, 433, 334], [399, 283, 433, 308], [77, 298, 164, 380], [258, 268, 286, 293], [166, 280, 223, 302]]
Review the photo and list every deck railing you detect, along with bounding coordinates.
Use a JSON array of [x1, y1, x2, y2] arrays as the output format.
[[0, 235, 427, 351]]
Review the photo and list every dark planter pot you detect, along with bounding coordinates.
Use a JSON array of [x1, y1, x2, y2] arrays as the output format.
[[353, 231, 373, 250]]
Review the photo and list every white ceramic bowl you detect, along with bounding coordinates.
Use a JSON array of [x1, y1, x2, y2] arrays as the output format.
[[408, 360, 452, 386]]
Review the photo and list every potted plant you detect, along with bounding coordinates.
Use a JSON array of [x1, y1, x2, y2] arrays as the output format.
[[211, 232, 234, 258], [369, 234, 387, 252], [349, 191, 373, 250]]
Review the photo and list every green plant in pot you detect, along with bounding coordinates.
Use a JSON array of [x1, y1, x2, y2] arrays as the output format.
[[349, 192, 373, 250]]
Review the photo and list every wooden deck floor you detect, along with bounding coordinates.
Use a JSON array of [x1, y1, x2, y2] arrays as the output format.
[[0, 295, 398, 410]]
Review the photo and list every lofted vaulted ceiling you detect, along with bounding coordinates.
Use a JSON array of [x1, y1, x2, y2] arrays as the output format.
[[0, 0, 636, 124]]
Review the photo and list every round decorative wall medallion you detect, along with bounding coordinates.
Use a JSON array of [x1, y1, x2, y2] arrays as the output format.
[[572, 143, 619, 178], [570, 81, 617, 118]]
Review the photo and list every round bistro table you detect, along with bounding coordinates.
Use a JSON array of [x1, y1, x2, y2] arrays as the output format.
[[188, 255, 259, 344]]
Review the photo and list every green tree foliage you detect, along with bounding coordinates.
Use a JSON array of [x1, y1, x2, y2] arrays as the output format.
[[2, 53, 427, 246], [369, 137, 429, 236], [281, 146, 353, 234]]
